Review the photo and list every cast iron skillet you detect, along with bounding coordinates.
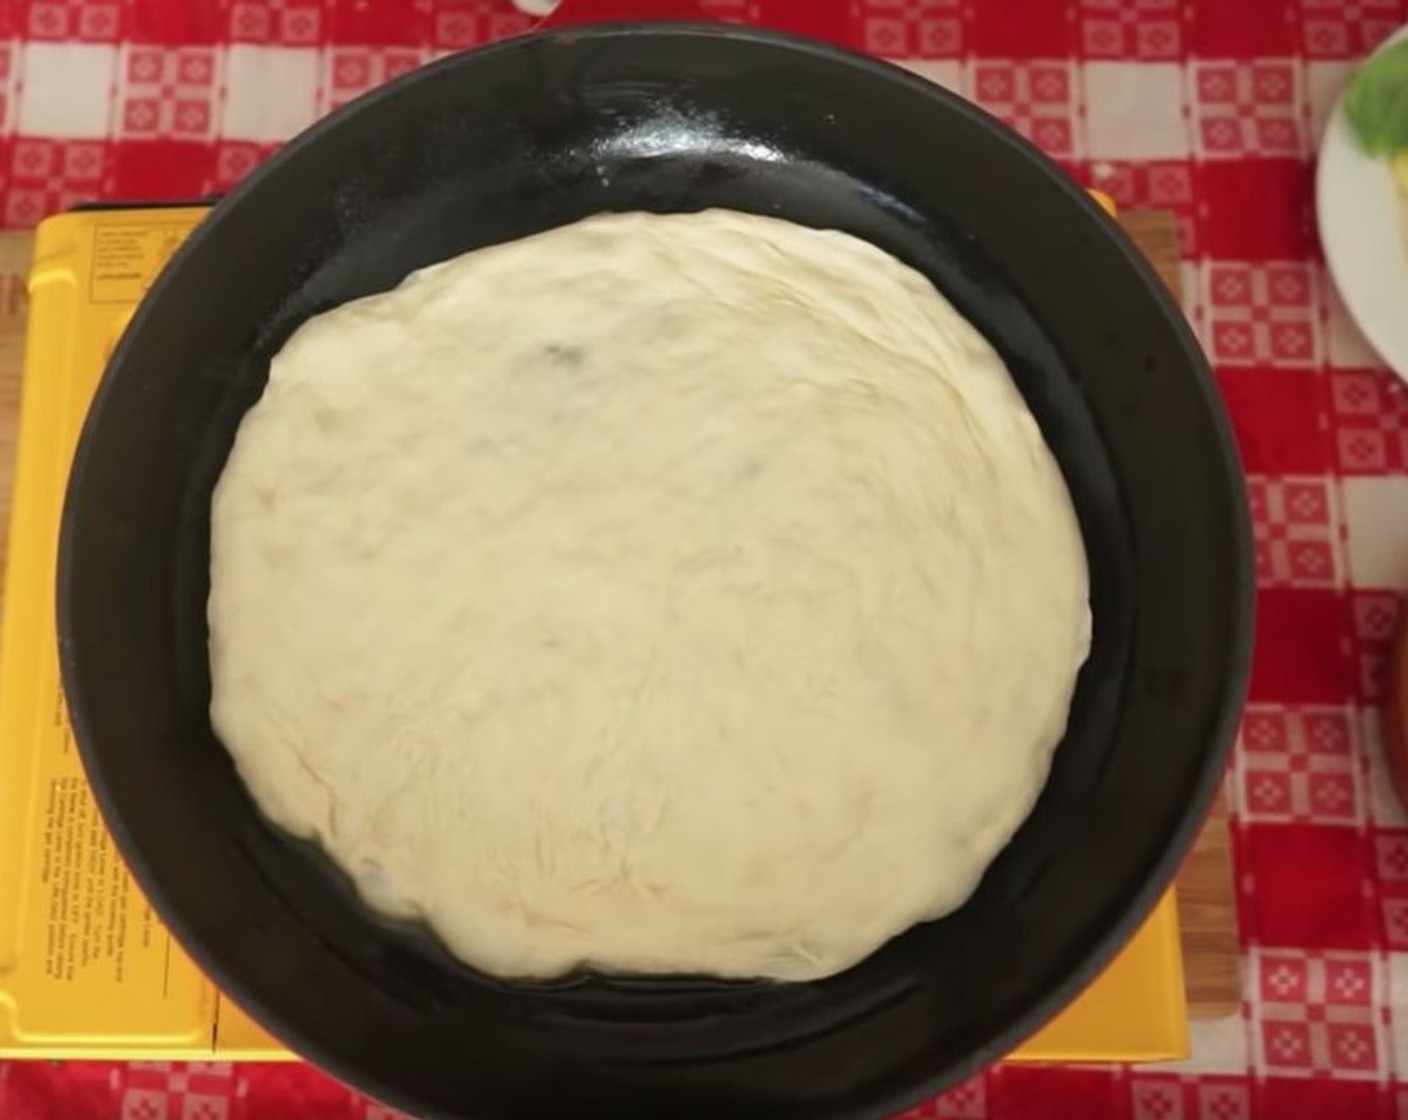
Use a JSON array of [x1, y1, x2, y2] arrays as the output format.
[[57, 5, 1253, 1118]]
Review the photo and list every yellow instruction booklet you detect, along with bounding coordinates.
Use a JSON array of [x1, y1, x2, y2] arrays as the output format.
[[0, 207, 1187, 1062]]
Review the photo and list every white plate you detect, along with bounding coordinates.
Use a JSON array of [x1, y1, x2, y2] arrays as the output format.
[[1318, 27, 1408, 380]]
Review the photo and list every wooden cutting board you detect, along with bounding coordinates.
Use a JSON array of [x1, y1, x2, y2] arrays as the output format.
[[0, 209, 1239, 1020], [1116, 209, 1240, 1017]]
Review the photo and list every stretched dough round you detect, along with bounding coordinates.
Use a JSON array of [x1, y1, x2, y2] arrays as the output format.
[[209, 209, 1090, 982]]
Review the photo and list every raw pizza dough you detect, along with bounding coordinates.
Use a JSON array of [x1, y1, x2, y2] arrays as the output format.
[[208, 209, 1090, 982]]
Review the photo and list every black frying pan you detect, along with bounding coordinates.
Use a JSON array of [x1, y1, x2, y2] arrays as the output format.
[[57, 4, 1253, 1118]]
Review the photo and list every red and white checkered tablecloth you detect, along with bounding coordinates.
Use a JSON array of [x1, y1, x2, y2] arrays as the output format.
[[1, 0, 1406, 1117]]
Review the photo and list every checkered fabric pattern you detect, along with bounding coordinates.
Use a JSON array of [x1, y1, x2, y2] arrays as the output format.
[[0, 0, 1405, 1116]]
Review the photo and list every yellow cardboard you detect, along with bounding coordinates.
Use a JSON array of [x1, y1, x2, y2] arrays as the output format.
[[0, 207, 1186, 1063]]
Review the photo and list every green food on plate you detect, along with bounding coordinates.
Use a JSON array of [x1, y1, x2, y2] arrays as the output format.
[[1347, 40, 1408, 156]]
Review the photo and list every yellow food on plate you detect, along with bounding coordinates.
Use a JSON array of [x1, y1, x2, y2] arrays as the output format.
[[1392, 150, 1408, 197]]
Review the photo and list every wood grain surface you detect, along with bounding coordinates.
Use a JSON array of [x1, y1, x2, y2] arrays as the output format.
[[0, 209, 1240, 1019], [0, 230, 29, 626], [1124, 208, 1243, 1020]]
